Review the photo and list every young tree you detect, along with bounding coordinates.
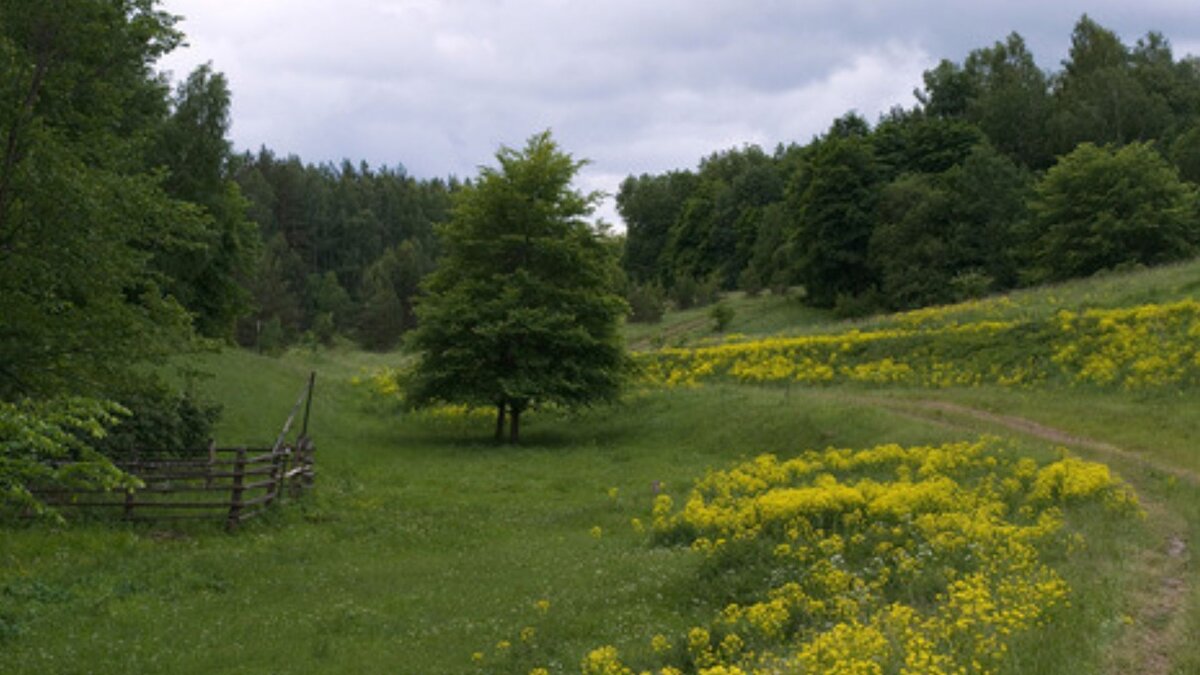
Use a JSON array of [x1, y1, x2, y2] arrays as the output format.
[[407, 132, 628, 443]]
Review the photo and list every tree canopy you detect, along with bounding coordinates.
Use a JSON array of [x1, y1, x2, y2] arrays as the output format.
[[613, 15, 1200, 316], [1026, 142, 1199, 282], [406, 132, 627, 443]]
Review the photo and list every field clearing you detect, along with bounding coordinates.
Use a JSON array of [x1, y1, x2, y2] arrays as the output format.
[[4, 261, 1200, 673]]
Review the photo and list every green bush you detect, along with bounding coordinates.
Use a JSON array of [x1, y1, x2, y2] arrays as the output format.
[[627, 283, 666, 324], [709, 303, 735, 332], [90, 382, 221, 457]]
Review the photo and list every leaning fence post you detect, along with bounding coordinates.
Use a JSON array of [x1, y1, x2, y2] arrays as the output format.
[[227, 447, 247, 530], [300, 371, 316, 438]]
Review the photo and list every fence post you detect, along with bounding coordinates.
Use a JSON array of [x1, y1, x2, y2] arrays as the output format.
[[267, 444, 287, 506], [206, 439, 217, 490], [123, 488, 135, 520], [302, 437, 315, 491], [226, 447, 247, 531]]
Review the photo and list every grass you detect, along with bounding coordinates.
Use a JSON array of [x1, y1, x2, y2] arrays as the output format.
[[4, 259, 1200, 673], [623, 291, 831, 350], [1, 369, 973, 674], [625, 256, 1200, 350]]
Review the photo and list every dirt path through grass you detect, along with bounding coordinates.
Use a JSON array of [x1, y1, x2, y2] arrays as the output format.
[[834, 392, 1192, 675]]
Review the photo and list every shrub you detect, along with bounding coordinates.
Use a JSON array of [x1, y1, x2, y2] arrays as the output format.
[[709, 303, 735, 332], [627, 283, 666, 324]]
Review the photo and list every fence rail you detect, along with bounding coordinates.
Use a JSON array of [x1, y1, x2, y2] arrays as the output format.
[[32, 373, 316, 530]]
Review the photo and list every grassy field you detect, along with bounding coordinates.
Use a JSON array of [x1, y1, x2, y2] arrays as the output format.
[[3, 261, 1199, 674]]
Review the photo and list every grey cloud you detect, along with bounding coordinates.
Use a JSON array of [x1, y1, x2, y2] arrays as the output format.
[[159, 0, 1200, 227]]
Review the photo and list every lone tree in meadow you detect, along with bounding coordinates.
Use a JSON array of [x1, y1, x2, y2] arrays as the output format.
[[406, 131, 628, 443]]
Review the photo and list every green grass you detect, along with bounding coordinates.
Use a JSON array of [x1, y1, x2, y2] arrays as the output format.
[[627, 256, 1200, 350], [623, 291, 832, 350], [5, 259, 1200, 673], [0, 366, 1173, 673], [3, 358, 973, 674]]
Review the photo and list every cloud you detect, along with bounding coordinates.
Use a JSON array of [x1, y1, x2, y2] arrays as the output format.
[[158, 1, 1200, 228]]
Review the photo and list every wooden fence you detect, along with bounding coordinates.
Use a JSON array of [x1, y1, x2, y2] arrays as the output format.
[[34, 373, 317, 530]]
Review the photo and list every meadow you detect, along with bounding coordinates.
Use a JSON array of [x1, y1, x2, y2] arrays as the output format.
[[3, 261, 1200, 674]]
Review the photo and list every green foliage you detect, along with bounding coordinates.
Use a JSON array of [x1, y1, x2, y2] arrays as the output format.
[[1026, 142, 1199, 282], [357, 240, 434, 351], [617, 171, 696, 285], [231, 151, 453, 349], [1051, 16, 1165, 152], [708, 303, 735, 333], [626, 282, 667, 324], [669, 274, 720, 311], [90, 382, 219, 457], [0, 0, 202, 401], [1170, 122, 1200, 184], [408, 132, 628, 442], [871, 144, 1030, 309], [0, 397, 138, 519], [264, 317, 291, 355], [150, 64, 259, 339], [305, 271, 354, 334], [790, 132, 881, 308]]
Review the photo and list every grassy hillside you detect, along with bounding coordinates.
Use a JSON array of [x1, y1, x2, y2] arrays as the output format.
[[627, 257, 1200, 350], [2, 260, 1198, 673]]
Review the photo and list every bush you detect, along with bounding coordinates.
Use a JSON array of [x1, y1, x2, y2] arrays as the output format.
[[833, 290, 882, 319], [627, 283, 666, 324], [91, 382, 221, 457], [949, 270, 994, 302], [670, 275, 699, 310], [709, 303, 735, 332], [738, 267, 764, 297], [258, 316, 287, 355]]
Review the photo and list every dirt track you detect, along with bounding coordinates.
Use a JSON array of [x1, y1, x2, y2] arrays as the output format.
[[843, 394, 1193, 675]]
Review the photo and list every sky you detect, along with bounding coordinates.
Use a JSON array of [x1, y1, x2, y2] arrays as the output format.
[[157, 1, 1200, 227]]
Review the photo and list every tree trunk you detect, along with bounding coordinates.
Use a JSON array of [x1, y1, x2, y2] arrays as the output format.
[[509, 406, 521, 444], [494, 402, 506, 443]]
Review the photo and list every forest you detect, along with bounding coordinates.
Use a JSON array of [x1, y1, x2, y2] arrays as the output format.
[[619, 17, 1200, 316]]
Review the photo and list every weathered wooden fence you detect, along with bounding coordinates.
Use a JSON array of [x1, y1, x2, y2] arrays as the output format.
[[34, 373, 317, 530]]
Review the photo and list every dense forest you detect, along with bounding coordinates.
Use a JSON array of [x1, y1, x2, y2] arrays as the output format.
[[231, 151, 454, 352], [619, 16, 1200, 316], [0, 1, 457, 478]]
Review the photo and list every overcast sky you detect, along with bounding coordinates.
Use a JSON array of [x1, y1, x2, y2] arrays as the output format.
[[158, 1, 1200, 226]]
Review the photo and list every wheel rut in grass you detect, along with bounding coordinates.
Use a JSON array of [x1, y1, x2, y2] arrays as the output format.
[[863, 396, 1200, 487], [829, 392, 1192, 675], [628, 315, 713, 351]]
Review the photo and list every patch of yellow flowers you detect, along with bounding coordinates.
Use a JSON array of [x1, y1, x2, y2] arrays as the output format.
[[586, 438, 1139, 675], [349, 365, 494, 418], [638, 299, 1200, 390]]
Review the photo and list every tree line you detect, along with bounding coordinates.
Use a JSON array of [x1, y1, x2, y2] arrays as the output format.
[[0, 0, 516, 497], [231, 151, 455, 352], [618, 16, 1200, 316]]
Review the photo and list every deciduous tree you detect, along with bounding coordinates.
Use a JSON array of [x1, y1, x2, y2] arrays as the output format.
[[407, 132, 627, 443]]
